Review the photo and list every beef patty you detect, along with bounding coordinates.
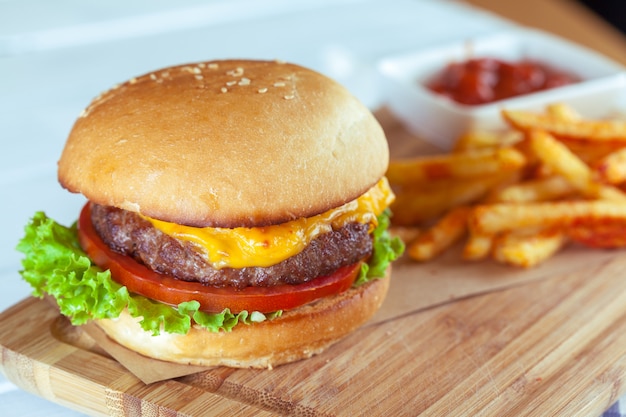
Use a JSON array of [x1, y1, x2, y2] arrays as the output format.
[[90, 204, 372, 289]]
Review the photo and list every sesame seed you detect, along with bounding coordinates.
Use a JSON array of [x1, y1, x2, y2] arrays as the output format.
[[149, 73, 157, 80], [221, 87, 228, 93], [227, 67, 244, 77], [208, 63, 219, 70], [275, 59, 286, 64], [198, 63, 206, 68], [238, 77, 250, 86], [191, 67, 201, 74], [284, 94, 295, 100], [161, 71, 170, 77], [273, 82, 286, 87], [258, 87, 268, 93], [226, 80, 237, 86], [195, 75, 203, 80], [79, 108, 87, 118], [129, 77, 137, 84]]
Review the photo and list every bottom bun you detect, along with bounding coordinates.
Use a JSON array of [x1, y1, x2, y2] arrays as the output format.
[[95, 267, 391, 369]]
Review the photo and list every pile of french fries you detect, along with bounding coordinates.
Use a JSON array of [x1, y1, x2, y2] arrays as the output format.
[[389, 103, 626, 267]]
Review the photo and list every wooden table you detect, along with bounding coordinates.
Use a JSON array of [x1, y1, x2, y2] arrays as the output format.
[[466, 0, 626, 65]]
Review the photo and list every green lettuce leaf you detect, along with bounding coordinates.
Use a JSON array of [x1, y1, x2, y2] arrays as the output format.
[[355, 209, 405, 286], [16, 212, 264, 335]]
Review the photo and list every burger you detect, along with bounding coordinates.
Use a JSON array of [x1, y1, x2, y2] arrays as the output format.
[[17, 59, 404, 369]]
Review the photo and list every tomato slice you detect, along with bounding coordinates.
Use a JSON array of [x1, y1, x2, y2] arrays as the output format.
[[77, 203, 359, 313]]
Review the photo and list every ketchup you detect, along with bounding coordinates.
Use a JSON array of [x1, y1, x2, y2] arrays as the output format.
[[425, 58, 580, 105]]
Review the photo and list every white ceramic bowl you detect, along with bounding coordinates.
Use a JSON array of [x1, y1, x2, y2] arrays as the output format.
[[377, 28, 626, 149]]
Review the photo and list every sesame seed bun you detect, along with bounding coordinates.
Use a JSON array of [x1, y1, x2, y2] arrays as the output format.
[[57, 59, 388, 227], [94, 267, 390, 369]]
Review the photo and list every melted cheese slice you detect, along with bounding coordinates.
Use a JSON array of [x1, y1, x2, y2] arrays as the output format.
[[145, 177, 394, 269]]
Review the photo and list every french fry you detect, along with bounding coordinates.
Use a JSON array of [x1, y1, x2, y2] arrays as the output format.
[[493, 228, 567, 268], [594, 147, 626, 184], [407, 207, 470, 261], [489, 175, 577, 203], [390, 104, 626, 268], [568, 222, 626, 248], [387, 147, 526, 186], [503, 109, 626, 143], [589, 183, 626, 201], [529, 130, 626, 201], [469, 200, 626, 235], [546, 102, 580, 121], [529, 129, 592, 189], [391, 175, 510, 226], [453, 130, 523, 152], [462, 231, 494, 261], [389, 226, 421, 246], [557, 138, 620, 164]]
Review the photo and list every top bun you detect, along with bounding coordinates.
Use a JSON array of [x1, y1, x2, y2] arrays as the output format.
[[58, 59, 388, 227]]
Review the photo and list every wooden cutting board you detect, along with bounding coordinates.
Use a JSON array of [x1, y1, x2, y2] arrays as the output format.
[[3, 252, 626, 416], [3, 112, 626, 416]]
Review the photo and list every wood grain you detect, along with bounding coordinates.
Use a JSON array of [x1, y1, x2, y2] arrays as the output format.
[[2, 243, 626, 415]]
